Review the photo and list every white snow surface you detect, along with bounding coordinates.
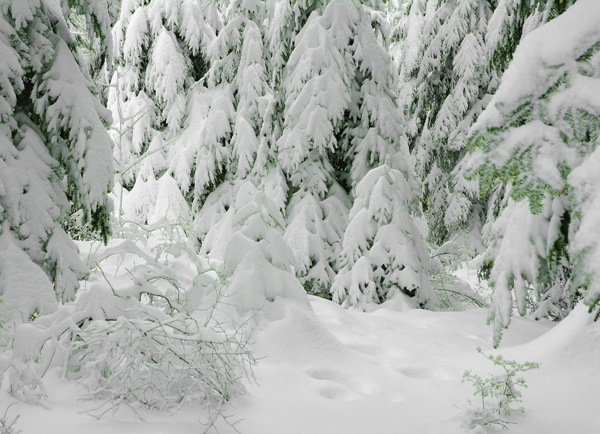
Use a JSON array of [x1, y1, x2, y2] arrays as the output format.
[[3, 290, 599, 433]]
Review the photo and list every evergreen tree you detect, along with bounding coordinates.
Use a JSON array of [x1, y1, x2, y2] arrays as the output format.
[[275, 0, 351, 294], [201, 181, 295, 276], [182, 2, 272, 239], [256, 0, 328, 213], [394, 0, 578, 248], [108, 0, 219, 224], [0, 0, 113, 316], [111, 0, 429, 304], [394, 0, 495, 245], [278, 0, 418, 297], [465, 0, 600, 345], [68, 0, 121, 93], [283, 188, 350, 298], [200, 181, 306, 320], [486, 0, 577, 73], [332, 163, 435, 307]]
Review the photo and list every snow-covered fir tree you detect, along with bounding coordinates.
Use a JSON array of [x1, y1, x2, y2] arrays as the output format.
[[200, 182, 286, 268], [393, 0, 495, 246], [170, 1, 272, 241], [332, 163, 434, 308], [465, 0, 600, 345], [277, 0, 423, 298], [0, 0, 113, 319], [275, 0, 351, 296], [486, 0, 577, 73], [162, 0, 423, 300], [67, 0, 121, 93], [394, 0, 579, 249], [108, 0, 220, 224], [200, 181, 307, 320]]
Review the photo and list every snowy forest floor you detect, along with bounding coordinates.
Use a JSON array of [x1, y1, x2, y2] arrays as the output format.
[[3, 278, 599, 434]]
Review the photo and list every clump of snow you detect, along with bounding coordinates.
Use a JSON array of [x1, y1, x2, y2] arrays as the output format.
[[0, 231, 57, 323], [473, 0, 600, 130], [222, 245, 310, 322], [147, 173, 190, 225]]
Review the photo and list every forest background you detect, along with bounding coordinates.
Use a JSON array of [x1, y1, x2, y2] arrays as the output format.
[[0, 0, 599, 432]]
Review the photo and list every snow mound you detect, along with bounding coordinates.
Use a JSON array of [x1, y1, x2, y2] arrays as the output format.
[[255, 301, 351, 365], [501, 303, 599, 361], [223, 246, 310, 322]]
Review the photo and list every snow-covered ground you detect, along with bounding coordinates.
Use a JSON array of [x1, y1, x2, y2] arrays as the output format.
[[3, 293, 599, 434]]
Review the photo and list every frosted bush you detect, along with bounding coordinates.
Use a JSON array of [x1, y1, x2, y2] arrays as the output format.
[[462, 348, 539, 429], [2, 220, 254, 420], [71, 313, 251, 415]]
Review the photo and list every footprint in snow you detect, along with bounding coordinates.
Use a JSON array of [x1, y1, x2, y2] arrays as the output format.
[[306, 368, 360, 401], [395, 366, 454, 381], [394, 366, 432, 379], [306, 367, 405, 402], [318, 385, 360, 401], [306, 367, 342, 381]]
